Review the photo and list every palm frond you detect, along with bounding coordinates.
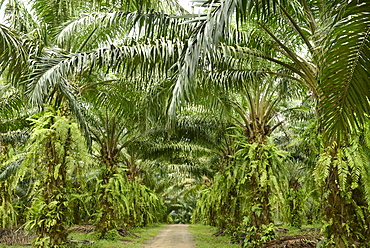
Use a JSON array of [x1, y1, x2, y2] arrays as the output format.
[[169, 0, 311, 116], [27, 39, 182, 105], [57, 78, 91, 147], [96, 0, 183, 12], [0, 156, 24, 181], [0, 84, 30, 133], [169, 0, 237, 116], [0, 91, 24, 120], [0, 131, 29, 145], [4, 0, 38, 34], [32, 0, 183, 32], [0, 24, 26, 83], [0, 116, 30, 134], [318, 1, 370, 144], [57, 11, 192, 52]]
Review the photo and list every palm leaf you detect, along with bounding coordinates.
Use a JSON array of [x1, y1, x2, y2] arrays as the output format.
[[0, 24, 26, 83], [0, 131, 29, 146], [57, 10, 191, 52], [0, 92, 24, 120], [318, 2, 370, 144], [27, 39, 183, 106], [57, 78, 91, 147], [169, 0, 237, 116], [32, 0, 183, 31], [0, 156, 24, 181]]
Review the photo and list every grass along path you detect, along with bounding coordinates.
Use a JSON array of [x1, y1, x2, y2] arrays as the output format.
[[188, 224, 240, 248], [0, 224, 166, 248], [69, 224, 167, 248], [0, 224, 241, 248]]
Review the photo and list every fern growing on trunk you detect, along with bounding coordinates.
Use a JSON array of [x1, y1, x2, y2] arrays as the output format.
[[24, 109, 90, 248], [193, 133, 286, 247], [315, 138, 370, 247]]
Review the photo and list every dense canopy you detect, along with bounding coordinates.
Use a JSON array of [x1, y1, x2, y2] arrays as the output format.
[[0, 0, 369, 247]]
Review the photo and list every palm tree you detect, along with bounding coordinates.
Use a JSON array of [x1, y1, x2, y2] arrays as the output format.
[[86, 104, 164, 237], [165, 3, 296, 234], [22, 108, 91, 247], [172, 0, 370, 246], [136, 110, 220, 224], [189, 77, 289, 238]]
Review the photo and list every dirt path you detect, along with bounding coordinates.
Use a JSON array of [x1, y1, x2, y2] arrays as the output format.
[[144, 224, 196, 248]]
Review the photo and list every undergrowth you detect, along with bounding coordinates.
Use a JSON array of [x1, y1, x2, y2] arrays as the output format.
[[0, 224, 166, 248], [189, 224, 240, 248]]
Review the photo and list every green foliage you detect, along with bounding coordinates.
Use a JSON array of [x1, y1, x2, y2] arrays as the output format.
[[313, 136, 370, 247], [285, 186, 304, 228], [189, 224, 240, 248], [234, 138, 286, 190], [235, 138, 286, 227], [315, 140, 368, 200], [192, 165, 249, 229], [88, 229, 120, 241], [87, 106, 167, 236], [193, 137, 286, 231], [23, 109, 90, 247], [0, 157, 21, 228], [123, 177, 166, 227], [0, 187, 17, 228], [167, 194, 196, 224], [93, 170, 130, 235], [0, 24, 27, 84], [93, 169, 166, 238], [241, 222, 276, 248], [2, 0, 370, 246], [0, 150, 29, 228]]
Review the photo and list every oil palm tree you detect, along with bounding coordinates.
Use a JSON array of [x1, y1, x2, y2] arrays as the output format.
[[190, 77, 289, 240], [86, 97, 165, 236], [136, 110, 221, 224], [22, 108, 91, 248], [167, 3, 297, 235]]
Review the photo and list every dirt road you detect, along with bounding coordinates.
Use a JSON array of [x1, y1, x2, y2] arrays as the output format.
[[144, 224, 196, 248]]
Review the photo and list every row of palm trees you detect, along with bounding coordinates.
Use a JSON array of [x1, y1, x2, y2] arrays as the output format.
[[183, 1, 370, 247], [1, 0, 370, 247], [0, 0, 185, 246]]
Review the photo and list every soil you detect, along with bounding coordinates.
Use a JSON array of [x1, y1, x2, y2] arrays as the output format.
[[0, 228, 34, 246], [144, 224, 196, 248], [262, 234, 321, 248]]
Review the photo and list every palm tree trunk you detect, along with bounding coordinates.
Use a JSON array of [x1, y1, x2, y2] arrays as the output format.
[[324, 148, 370, 247], [250, 180, 272, 228], [324, 162, 353, 247], [248, 141, 273, 229], [96, 162, 118, 238], [0, 181, 17, 228], [34, 138, 69, 247]]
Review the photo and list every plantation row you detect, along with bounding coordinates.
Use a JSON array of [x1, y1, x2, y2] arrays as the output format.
[[1, 0, 370, 247]]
